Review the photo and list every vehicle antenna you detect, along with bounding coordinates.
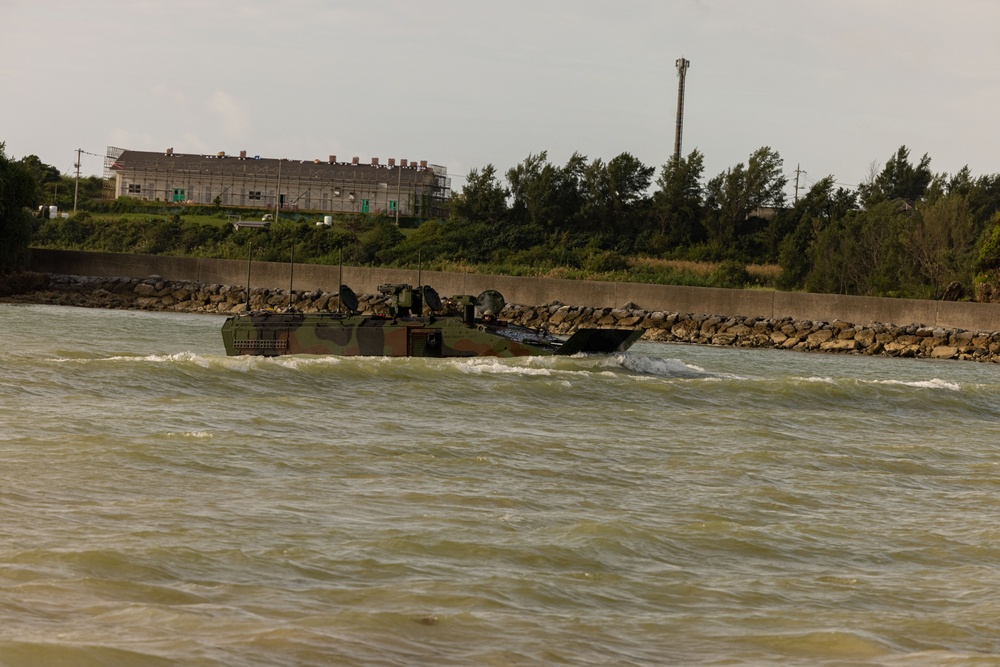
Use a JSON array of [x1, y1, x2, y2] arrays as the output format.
[[245, 242, 253, 312], [337, 247, 343, 313], [288, 241, 294, 311]]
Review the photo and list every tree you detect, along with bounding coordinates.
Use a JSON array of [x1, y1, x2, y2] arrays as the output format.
[[652, 149, 705, 247], [17, 154, 61, 206], [806, 201, 914, 296], [450, 164, 509, 223], [577, 152, 652, 236], [703, 146, 787, 252], [965, 173, 1000, 230], [540, 152, 588, 235], [0, 143, 38, 273], [857, 145, 932, 208], [775, 176, 857, 287], [907, 194, 977, 296], [605, 152, 654, 234], [506, 151, 559, 233]]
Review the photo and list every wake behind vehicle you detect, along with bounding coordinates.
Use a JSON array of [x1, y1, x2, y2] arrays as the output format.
[[221, 284, 641, 358]]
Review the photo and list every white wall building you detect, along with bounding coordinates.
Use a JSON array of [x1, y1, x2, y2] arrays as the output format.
[[108, 148, 450, 217]]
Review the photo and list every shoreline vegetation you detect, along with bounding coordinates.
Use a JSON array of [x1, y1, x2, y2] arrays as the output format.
[[28, 210, 783, 291], [9, 143, 1000, 308], [4, 271, 1000, 364], [17, 143, 1000, 304]]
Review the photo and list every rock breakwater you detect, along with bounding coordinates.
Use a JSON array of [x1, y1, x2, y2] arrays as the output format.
[[4, 272, 1000, 363]]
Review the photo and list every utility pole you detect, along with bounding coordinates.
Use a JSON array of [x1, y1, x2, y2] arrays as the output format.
[[673, 57, 690, 163], [274, 159, 282, 222], [73, 148, 82, 213], [794, 164, 806, 203]]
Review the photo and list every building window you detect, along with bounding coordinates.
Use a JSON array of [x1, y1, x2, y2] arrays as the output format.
[[248, 190, 262, 201], [127, 183, 141, 195]]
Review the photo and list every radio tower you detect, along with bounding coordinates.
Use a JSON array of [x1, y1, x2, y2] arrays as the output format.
[[673, 57, 690, 163]]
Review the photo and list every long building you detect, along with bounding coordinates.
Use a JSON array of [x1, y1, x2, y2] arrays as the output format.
[[107, 147, 451, 217]]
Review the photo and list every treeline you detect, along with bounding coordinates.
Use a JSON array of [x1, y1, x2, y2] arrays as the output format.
[[9, 141, 1000, 300], [448, 145, 1000, 300]]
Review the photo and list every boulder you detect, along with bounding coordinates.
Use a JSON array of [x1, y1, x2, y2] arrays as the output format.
[[930, 346, 958, 359]]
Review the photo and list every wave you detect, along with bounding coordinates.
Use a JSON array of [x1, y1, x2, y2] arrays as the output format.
[[779, 375, 963, 394], [38, 351, 982, 401], [51, 350, 753, 387], [50, 352, 350, 373], [52, 352, 216, 366], [872, 377, 961, 391], [449, 353, 737, 382], [618, 353, 744, 380], [456, 359, 557, 377]]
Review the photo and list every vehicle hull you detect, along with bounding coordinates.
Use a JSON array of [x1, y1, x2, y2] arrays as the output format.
[[221, 311, 641, 358]]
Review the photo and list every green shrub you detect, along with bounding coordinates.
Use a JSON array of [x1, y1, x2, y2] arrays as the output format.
[[583, 249, 629, 273], [709, 260, 751, 288]]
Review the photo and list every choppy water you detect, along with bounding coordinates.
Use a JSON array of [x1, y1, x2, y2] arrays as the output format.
[[3, 303, 1000, 666]]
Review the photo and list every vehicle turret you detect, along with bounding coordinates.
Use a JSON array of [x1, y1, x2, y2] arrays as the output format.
[[378, 283, 422, 317]]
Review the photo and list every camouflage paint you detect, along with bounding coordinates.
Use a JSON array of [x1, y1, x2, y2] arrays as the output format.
[[221, 311, 641, 358]]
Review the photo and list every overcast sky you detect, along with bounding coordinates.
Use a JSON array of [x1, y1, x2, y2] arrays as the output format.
[[3, 0, 998, 199]]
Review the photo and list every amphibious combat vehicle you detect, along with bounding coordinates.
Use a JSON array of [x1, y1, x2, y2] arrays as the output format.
[[221, 283, 642, 358]]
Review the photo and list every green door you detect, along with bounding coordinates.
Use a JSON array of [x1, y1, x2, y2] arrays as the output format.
[[172, 188, 186, 202], [361, 199, 370, 213]]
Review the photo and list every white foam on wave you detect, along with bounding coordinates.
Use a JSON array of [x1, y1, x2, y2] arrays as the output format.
[[266, 355, 343, 370], [620, 354, 746, 380], [622, 355, 702, 377], [54, 352, 215, 367], [456, 359, 554, 377], [132, 352, 210, 366], [796, 376, 837, 384], [166, 431, 214, 439], [53, 351, 347, 374], [873, 377, 961, 391]]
